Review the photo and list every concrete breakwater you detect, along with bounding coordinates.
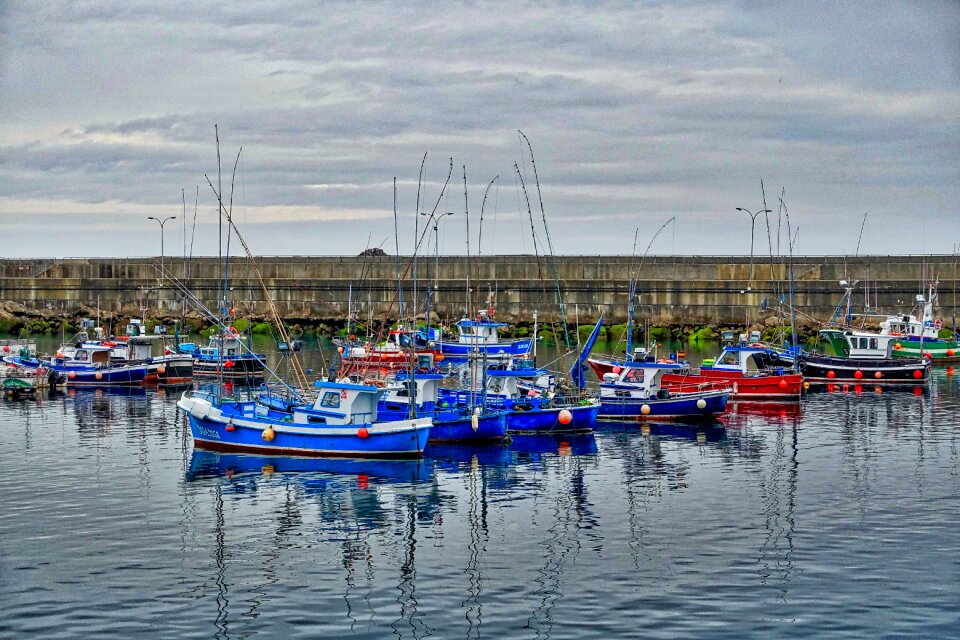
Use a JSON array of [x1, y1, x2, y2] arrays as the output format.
[[1, 255, 957, 337]]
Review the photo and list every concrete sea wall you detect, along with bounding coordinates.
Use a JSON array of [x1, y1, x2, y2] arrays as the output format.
[[1, 255, 958, 329]]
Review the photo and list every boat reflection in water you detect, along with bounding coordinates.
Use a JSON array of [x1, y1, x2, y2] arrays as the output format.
[[187, 449, 433, 486]]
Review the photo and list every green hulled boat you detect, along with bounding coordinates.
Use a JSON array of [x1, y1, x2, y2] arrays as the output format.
[[880, 284, 959, 363]]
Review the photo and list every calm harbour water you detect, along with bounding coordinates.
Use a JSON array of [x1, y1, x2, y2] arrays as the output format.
[[1, 338, 959, 638]]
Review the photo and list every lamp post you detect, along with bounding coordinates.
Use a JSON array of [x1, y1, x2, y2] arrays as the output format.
[[147, 215, 177, 278], [735, 207, 771, 289]]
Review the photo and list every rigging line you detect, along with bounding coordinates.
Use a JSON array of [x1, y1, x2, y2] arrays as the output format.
[[204, 175, 316, 393], [854, 213, 868, 258], [157, 264, 304, 398], [518, 130, 570, 353]]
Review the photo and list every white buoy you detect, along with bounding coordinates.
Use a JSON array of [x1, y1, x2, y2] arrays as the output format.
[[696, 398, 707, 410]]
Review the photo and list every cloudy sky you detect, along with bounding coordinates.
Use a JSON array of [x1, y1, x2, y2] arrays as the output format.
[[1, 1, 958, 258]]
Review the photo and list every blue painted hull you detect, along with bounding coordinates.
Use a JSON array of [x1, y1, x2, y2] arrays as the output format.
[[599, 391, 728, 421], [506, 403, 599, 433], [377, 407, 507, 442], [439, 339, 533, 357], [179, 395, 432, 458], [5, 356, 147, 386]]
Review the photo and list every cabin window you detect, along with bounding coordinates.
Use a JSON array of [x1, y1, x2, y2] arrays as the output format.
[[320, 392, 340, 408], [870, 338, 878, 349], [623, 369, 644, 383], [717, 351, 738, 365], [227, 348, 236, 356], [308, 416, 326, 423], [75, 350, 87, 360]]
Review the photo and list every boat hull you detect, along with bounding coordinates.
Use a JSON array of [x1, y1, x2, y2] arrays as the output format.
[[661, 371, 803, 400], [376, 407, 507, 442], [179, 394, 431, 458], [193, 355, 266, 378], [799, 355, 930, 385], [439, 339, 533, 358], [598, 389, 728, 421], [506, 402, 599, 434], [888, 339, 960, 363]]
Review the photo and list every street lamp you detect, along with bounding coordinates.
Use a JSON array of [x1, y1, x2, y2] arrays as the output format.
[[735, 207, 771, 289], [147, 215, 177, 277]]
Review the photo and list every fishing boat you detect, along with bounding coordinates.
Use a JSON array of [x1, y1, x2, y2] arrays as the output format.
[[597, 361, 729, 421], [660, 342, 803, 400], [7, 345, 148, 386], [113, 319, 194, 384], [179, 380, 432, 458], [799, 328, 931, 385], [436, 309, 533, 360], [879, 284, 960, 363], [180, 328, 267, 378], [377, 372, 507, 442], [335, 328, 442, 373], [441, 364, 599, 434]]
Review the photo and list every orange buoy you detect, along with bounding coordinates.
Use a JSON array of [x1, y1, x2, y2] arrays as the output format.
[[874, 371, 882, 379], [558, 409, 573, 425], [893, 343, 902, 351], [947, 349, 955, 357], [69, 371, 77, 379], [262, 427, 275, 441], [157, 365, 166, 375], [95, 372, 103, 380]]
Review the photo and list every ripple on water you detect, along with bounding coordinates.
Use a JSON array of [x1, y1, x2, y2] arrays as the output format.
[[0, 373, 959, 637]]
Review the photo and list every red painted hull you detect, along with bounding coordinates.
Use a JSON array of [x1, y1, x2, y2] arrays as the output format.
[[661, 371, 803, 400]]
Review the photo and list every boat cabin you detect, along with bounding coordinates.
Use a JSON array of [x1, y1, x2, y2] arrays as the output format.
[[198, 334, 244, 360], [704, 345, 790, 374], [301, 381, 387, 425], [818, 329, 897, 359], [455, 316, 508, 345], [383, 373, 444, 410], [65, 345, 114, 366], [598, 362, 678, 399]]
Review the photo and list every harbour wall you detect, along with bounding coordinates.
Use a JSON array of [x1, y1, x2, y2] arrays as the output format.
[[1, 255, 957, 328]]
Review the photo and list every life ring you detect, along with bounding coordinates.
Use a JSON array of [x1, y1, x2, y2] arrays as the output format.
[[933, 319, 943, 330], [227, 326, 240, 337], [889, 331, 901, 337]]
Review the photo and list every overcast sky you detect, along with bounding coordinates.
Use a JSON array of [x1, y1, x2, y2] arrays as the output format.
[[1, 1, 958, 258]]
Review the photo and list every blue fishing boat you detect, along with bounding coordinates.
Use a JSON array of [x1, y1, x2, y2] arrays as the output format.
[[441, 364, 599, 434], [178, 380, 432, 458], [377, 373, 508, 442], [179, 329, 267, 378], [598, 361, 729, 421], [5, 345, 147, 386], [437, 309, 533, 359]]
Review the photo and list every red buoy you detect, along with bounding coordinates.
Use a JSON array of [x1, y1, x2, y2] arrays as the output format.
[[913, 369, 922, 379], [224, 360, 235, 369], [225, 424, 235, 432], [854, 370, 863, 379], [357, 427, 369, 439], [827, 370, 836, 379], [612, 366, 621, 374], [558, 409, 573, 425]]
